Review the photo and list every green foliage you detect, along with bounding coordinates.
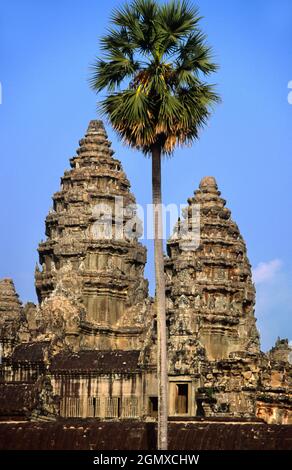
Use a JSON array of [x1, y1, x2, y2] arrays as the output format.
[[90, 0, 220, 154]]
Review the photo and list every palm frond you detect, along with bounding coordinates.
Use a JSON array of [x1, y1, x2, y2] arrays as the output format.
[[100, 89, 156, 149], [175, 32, 218, 75], [90, 0, 220, 155], [100, 27, 135, 57], [89, 53, 140, 92], [159, 0, 200, 40]]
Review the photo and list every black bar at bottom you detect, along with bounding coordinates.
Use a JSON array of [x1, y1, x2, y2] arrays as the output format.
[[0, 450, 290, 467]]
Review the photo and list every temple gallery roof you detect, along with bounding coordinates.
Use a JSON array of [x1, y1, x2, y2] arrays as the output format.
[[50, 350, 141, 373], [12, 342, 49, 363]]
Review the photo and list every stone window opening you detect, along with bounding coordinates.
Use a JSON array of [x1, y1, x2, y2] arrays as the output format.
[[175, 383, 189, 414], [149, 396, 158, 417]]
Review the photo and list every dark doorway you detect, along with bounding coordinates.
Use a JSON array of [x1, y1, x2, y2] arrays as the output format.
[[175, 383, 189, 414]]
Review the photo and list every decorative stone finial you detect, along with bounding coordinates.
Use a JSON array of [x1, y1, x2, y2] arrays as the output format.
[[86, 120, 107, 136], [73, 119, 112, 164], [199, 176, 218, 190], [0, 278, 18, 296]]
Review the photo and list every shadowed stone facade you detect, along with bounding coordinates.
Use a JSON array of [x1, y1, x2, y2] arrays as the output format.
[[0, 120, 291, 425]]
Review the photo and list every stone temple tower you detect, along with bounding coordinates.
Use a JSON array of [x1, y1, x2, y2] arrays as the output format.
[[35, 121, 150, 350], [0, 279, 23, 357], [166, 176, 260, 368]]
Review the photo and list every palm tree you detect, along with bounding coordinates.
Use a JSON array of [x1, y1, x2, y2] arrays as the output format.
[[90, 0, 220, 450]]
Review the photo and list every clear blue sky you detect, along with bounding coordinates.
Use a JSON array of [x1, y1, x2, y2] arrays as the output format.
[[1, 0, 291, 351]]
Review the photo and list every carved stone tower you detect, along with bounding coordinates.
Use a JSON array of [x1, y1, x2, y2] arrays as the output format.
[[166, 176, 260, 369], [0, 279, 23, 357], [35, 121, 150, 350]]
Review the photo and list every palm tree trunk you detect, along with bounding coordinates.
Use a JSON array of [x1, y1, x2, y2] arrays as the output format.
[[152, 144, 168, 450]]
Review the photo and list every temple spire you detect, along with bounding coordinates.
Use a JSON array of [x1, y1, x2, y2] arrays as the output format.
[[0, 278, 22, 320], [166, 176, 260, 366], [86, 119, 107, 137], [35, 120, 149, 351]]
